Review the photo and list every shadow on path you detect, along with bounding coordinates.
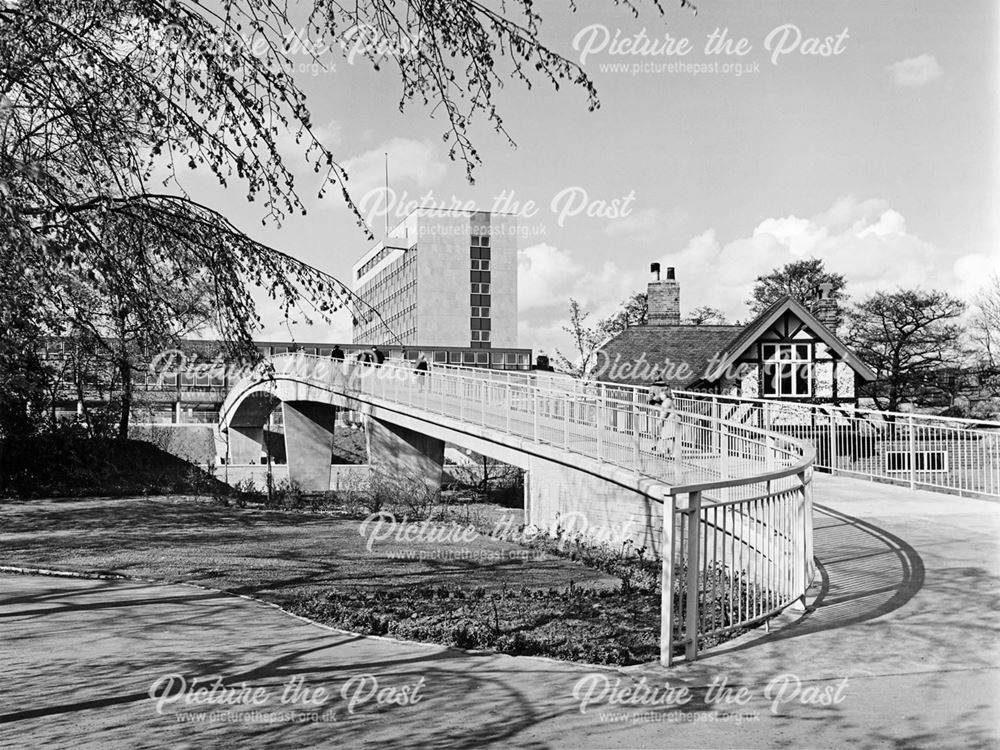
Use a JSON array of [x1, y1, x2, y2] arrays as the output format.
[[704, 502, 925, 656]]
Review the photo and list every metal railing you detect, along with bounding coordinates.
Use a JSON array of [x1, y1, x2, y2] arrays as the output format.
[[675, 391, 1000, 498], [221, 354, 816, 664]]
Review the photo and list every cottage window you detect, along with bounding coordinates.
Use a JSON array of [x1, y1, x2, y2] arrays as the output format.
[[761, 343, 812, 397]]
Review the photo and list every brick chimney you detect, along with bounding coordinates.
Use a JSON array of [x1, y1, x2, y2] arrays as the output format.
[[811, 282, 839, 331], [648, 263, 680, 326]]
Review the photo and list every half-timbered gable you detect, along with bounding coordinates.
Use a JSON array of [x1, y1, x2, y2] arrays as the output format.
[[596, 267, 875, 403]]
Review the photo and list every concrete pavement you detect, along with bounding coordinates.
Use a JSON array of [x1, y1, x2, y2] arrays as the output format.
[[1, 475, 998, 749]]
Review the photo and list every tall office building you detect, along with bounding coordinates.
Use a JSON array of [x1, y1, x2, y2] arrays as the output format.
[[351, 208, 518, 348]]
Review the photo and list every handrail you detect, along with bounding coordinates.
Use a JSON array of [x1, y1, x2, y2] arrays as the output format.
[[221, 352, 818, 666], [668, 453, 815, 497], [674, 388, 1000, 429], [222, 353, 816, 496]]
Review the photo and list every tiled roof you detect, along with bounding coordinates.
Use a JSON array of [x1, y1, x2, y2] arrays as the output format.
[[596, 294, 877, 389], [596, 324, 744, 387]]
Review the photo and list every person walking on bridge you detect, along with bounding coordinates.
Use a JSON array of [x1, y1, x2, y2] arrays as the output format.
[[650, 383, 678, 457], [414, 355, 429, 391]]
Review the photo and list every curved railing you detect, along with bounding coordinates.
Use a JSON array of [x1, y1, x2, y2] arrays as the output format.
[[221, 353, 816, 664]]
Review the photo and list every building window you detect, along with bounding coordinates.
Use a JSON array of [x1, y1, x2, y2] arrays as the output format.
[[480, 260, 490, 271], [761, 343, 812, 397]]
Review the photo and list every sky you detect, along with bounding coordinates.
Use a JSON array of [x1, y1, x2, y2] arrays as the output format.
[[172, 0, 999, 354]]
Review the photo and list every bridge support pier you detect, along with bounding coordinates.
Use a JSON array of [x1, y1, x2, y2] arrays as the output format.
[[282, 401, 337, 492], [527, 456, 662, 551], [228, 425, 265, 465], [366, 417, 445, 490]]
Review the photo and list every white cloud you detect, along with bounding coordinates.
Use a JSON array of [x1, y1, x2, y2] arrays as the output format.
[[518, 196, 986, 353], [886, 54, 943, 88]]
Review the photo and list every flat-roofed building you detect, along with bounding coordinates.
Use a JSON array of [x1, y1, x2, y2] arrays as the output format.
[[351, 208, 518, 349]]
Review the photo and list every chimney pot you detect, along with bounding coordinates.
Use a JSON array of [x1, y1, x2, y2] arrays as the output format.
[[666, 267, 676, 281], [650, 262, 660, 280]]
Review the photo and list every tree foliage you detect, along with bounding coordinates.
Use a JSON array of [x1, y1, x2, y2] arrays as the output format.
[[0, 0, 687, 437], [686, 305, 727, 325], [747, 258, 847, 316], [600, 291, 649, 338], [1, 0, 684, 346], [971, 274, 1000, 370], [844, 288, 965, 412], [553, 299, 606, 378]]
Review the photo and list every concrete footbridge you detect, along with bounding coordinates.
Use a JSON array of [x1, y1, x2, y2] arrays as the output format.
[[219, 353, 816, 663]]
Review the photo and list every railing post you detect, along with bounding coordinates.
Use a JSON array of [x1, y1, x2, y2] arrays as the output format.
[[596, 385, 605, 463], [908, 414, 916, 489], [712, 397, 721, 457], [563, 392, 570, 450], [672, 414, 682, 484], [533, 388, 539, 442], [660, 488, 676, 667], [792, 469, 812, 610], [828, 411, 837, 473], [505, 379, 512, 434], [685, 490, 702, 662], [719, 421, 729, 479], [632, 389, 641, 475], [459, 377, 465, 422]]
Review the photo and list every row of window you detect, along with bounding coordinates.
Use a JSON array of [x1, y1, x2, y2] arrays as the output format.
[[356, 244, 406, 280], [470, 235, 491, 248]]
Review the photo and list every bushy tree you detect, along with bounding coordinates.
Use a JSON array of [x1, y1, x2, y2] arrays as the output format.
[[1, 0, 688, 347], [844, 289, 965, 412], [971, 274, 1000, 369], [0, 0, 690, 435], [600, 291, 649, 338], [747, 258, 847, 316], [686, 305, 727, 325]]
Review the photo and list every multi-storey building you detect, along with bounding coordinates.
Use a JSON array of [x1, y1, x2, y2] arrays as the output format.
[[351, 208, 519, 349]]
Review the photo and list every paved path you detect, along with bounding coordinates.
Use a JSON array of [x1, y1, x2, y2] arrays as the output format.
[[2, 476, 998, 749]]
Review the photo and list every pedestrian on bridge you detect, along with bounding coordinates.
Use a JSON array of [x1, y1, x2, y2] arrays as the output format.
[[414, 355, 429, 391], [650, 383, 678, 457]]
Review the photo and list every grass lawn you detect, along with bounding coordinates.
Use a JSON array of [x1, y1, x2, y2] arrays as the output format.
[[0, 495, 619, 602], [1, 495, 760, 664]]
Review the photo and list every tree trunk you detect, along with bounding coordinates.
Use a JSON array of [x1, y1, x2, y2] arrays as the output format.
[[118, 359, 132, 440], [74, 368, 95, 439]]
